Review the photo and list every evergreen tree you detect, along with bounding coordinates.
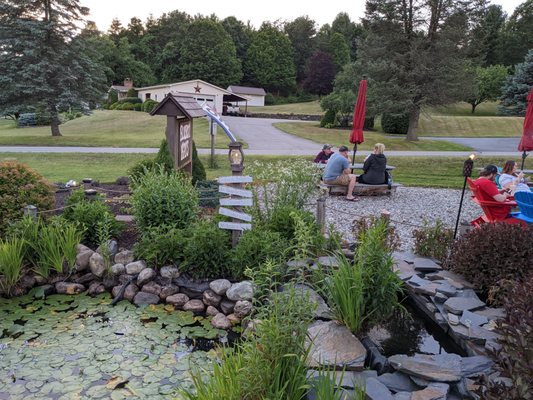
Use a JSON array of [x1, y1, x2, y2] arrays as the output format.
[[303, 51, 336, 96], [328, 32, 351, 72], [0, 0, 107, 136], [498, 0, 533, 67], [284, 16, 317, 83], [499, 50, 533, 116], [331, 12, 364, 61]]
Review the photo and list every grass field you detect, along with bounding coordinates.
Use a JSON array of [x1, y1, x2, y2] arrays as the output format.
[[273, 122, 471, 151], [248, 101, 323, 115], [2, 152, 531, 189], [0, 110, 239, 148]]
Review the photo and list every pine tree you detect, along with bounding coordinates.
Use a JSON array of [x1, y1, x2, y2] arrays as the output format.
[[0, 0, 107, 136], [499, 50, 533, 116]]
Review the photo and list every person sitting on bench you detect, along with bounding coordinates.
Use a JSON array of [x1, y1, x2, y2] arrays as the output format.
[[358, 143, 388, 185], [314, 144, 334, 164], [323, 145, 358, 201]]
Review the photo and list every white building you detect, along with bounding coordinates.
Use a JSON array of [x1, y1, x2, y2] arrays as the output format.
[[135, 79, 248, 114], [227, 86, 266, 107]]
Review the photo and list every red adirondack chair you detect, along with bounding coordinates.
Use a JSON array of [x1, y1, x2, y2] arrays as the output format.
[[466, 178, 525, 226]]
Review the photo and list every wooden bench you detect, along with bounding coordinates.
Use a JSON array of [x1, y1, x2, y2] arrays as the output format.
[[322, 182, 401, 196]]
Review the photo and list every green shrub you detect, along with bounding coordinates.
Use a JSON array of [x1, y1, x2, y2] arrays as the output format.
[[6, 216, 40, 268], [0, 237, 26, 296], [108, 89, 118, 104], [266, 206, 315, 242], [128, 139, 173, 182], [126, 88, 137, 98], [290, 210, 325, 261], [412, 219, 453, 262], [121, 103, 135, 111], [109, 102, 119, 110], [142, 99, 159, 113], [118, 97, 142, 104], [35, 107, 52, 126], [231, 230, 287, 279], [196, 180, 222, 208], [181, 221, 231, 279], [18, 113, 36, 127], [352, 215, 401, 252], [128, 159, 156, 182], [0, 162, 54, 235], [320, 109, 336, 127], [131, 167, 199, 232], [264, 93, 275, 105], [134, 225, 186, 269], [480, 275, 533, 399], [381, 112, 409, 134], [133, 103, 142, 111], [62, 190, 121, 247], [192, 142, 206, 184], [444, 224, 533, 302]]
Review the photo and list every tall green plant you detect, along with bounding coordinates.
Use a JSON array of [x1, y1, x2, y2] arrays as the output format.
[[0, 237, 25, 296], [412, 219, 453, 262]]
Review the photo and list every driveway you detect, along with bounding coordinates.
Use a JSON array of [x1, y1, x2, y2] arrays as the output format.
[[421, 136, 520, 152]]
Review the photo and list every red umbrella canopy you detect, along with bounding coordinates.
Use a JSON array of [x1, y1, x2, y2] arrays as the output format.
[[350, 79, 367, 144], [518, 87, 533, 152]]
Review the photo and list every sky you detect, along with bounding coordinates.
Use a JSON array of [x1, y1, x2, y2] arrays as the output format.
[[82, 0, 524, 32]]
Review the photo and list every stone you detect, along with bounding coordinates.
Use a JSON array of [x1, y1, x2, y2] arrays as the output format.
[[141, 281, 162, 297], [206, 306, 219, 316], [211, 313, 232, 329], [485, 340, 502, 353], [450, 323, 499, 345], [102, 275, 118, 290], [183, 299, 204, 313], [89, 252, 106, 278], [97, 239, 118, 259], [413, 258, 441, 272], [202, 289, 222, 307], [209, 279, 232, 295], [76, 243, 92, 253], [234, 300, 253, 318], [443, 297, 485, 315], [435, 282, 457, 297], [425, 303, 437, 313], [111, 263, 125, 276], [461, 356, 493, 377], [482, 320, 498, 331], [174, 277, 210, 298], [474, 307, 506, 320], [434, 313, 446, 326], [36, 284, 54, 296], [133, 292, 160, 306], [410, 382, 449, 400], [160, 265, 180, 280], [220, 299, 236, 314], [18, 274, 36, 290], [159, 285, 179, 300], [407, 275, 431, 287], [227, 313, 240, 325], [125, 260, 147, 275], [114, 250, 134, 265], [137, 268, 156, 286], [34, 274, 48, 286], [55, 282, 85, 295], [75, 250, 94, 271], [118, 274, 131, 284], [317, 256, 339, 267], [430, 270, 474, 289], [365, 377, 394, 400], [124, 284, 139, 302], [286, 259, 310, 269], [448, 314, 460, 326], [166, 293, 190, 308], [378, 372, 421, 393], [306, 321, 367, 371], [112, 285, 121, 298], [88, 282, 106, 296], [393, 392, 412, 400], [226, 281, 254, 301], [460, 310, 489, 328], [414, 283, 440, 296], [433, 293, 448, 303], [73, 272, 96, 285], [389, 354, 463, 382], [393, 260, 417, 281], [410, 377, 430, 387], [307, 370, 378, 390], [293, 284, 333, 320]]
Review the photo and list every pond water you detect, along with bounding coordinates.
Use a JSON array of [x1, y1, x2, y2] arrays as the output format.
[[0, 293, 230, 400]]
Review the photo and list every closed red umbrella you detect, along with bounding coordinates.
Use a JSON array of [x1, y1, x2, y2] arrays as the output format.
[[518, 87, 533, 170], [350, 79, 367, 164]]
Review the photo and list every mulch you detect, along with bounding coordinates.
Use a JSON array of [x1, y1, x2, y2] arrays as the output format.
[[54, 183, 132, 216]]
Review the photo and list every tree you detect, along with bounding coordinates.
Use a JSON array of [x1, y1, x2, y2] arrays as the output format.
[[178, 18, 242, 87], [303, 51, 336, 96], [357, 0, 482, 141], [498, 0, 533, 66], [331, 12, 365, 61], [328, 32, 351, 72], [468, 5, 506, 66], [499, 50, 533, 116], [108, 18, 125, 44], [0, 0, 107, 136], [221, 16, 252, 62], [464, 64, 508, 113], [284, 16, 317, 83], [244, 23, 296, 94]]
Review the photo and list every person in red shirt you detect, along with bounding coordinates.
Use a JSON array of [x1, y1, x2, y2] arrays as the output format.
[[474, 165, 512, 220]]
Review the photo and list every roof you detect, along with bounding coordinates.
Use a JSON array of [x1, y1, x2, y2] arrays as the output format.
[[110, 85, 129, 92], [150, 94, 206, 118], [136, 79, 235, 95], [227, 86, 266, 96]]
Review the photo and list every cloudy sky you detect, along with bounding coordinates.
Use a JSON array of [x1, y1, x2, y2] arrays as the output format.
[[82, 0, 523, 31]]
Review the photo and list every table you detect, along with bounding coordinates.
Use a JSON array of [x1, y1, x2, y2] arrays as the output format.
[[316, 163, 395, 170]]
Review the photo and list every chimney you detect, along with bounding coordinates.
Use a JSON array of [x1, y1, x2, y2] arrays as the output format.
[[124, 78, 133, 89]]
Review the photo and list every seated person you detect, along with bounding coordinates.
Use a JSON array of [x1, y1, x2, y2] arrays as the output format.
[[499, 160, 531, 193], [474, 165, 513, 220], [358, 143, 387, 184], [314, 144, 334, 163], [323, 145, 358, 201]]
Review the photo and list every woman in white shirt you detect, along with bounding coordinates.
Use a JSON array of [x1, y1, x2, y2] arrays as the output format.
[[499, 160, 531, 193]]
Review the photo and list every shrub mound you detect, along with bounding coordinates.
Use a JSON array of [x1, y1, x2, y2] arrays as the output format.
[[381, 112, 409, 134], [0, 162, 54, 234]]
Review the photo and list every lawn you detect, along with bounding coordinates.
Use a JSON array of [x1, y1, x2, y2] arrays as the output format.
[[2, 152, 531, 189], [247, 101, 323, 115], [0, 110, 240, 148], [273, 122, 472, 151]]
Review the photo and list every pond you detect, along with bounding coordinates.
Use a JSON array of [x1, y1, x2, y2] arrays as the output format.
[[0, 293, 230, 400]]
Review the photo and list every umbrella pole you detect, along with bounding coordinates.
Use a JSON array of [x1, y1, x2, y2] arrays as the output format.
[[352, 144, 357, 165], [520, 150, 528, 171]]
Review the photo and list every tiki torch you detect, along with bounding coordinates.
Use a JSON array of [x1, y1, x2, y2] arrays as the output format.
[[454, 154, 475, 239]]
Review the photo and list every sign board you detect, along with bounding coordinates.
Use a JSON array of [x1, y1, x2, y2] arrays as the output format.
[[219, 207, 252, 222], [219, 185, 253, 198], [219, 221, 252, 231], [218, 176, 253, 184], [219, 198, 253, 207], [177, 119, 192, 170]]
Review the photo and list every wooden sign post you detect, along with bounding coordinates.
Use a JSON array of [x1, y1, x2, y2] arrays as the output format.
[[217, 175, 253, 247]]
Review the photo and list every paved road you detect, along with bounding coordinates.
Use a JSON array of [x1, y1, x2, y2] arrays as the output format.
[[421, 136, 520, 152]]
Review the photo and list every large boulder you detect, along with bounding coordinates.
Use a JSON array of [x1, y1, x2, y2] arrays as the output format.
[[293, 284, 333, 320], [160, 266, 180, 280], [137, 268, 156, 286], [133, 292, 160, 306], [114, 250, 135, 265], [234, 300, 253, 318], [183, 299, 205, 313], [142, 281, 162, 297], [209, 279, 232, 296], [124, 284, 139, 302], [111, 263, 126, 276], [160, 285, 179, 301], [388, 354, 463, 382], [89, 252, 106, 278], [166, 293, 189, 308], [226, 281, 254, 301], [75, 250, 94, 272], [211, 313, 232, 330], [88, 282, 106, 296], [55, 282, 85, 295], [203, 290, 222, 307], [220, 299, 236, 314], [126, 261, 147, 275]]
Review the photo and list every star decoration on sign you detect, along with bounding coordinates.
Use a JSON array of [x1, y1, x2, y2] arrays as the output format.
[[193, 83, 202, 93]]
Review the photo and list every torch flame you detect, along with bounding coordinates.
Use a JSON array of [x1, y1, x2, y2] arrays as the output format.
[[469, 154, 476, 160]]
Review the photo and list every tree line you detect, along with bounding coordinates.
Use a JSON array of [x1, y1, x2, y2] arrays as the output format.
[[1, 0, 532, 138]]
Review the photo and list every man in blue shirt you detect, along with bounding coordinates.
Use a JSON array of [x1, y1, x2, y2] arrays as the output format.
[[323, 145, 358, 201]]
